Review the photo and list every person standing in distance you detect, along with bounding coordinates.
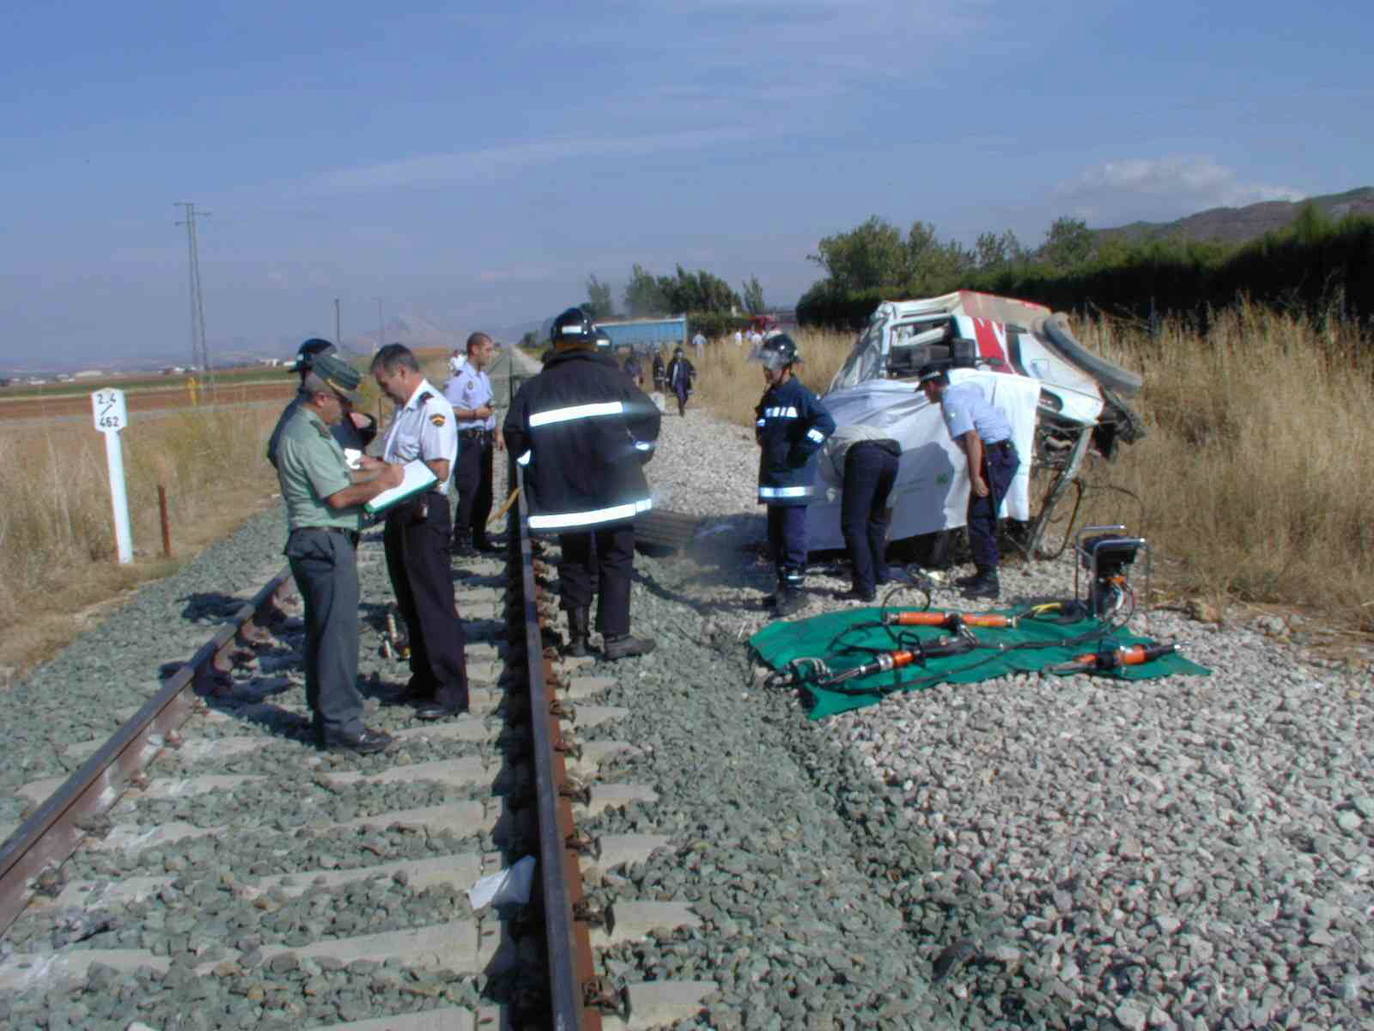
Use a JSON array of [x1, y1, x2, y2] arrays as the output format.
[[823, 425, 902, 602], [372, 344, 470, 720], [754, 334, 835, 617], [444, 332, 503, 556], [691, 329, 707, 361], [917, 363, 1019, 599], [666, 346, 695, 417], [504, 307, 661, 661], [275, 354, 403, 753], [267, 338, 377, 467]]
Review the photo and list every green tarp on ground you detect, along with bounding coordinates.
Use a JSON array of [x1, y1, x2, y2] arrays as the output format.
[[749, 606, 1211, 719]]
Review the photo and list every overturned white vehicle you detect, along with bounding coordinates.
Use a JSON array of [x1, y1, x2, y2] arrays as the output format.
[[806, 290, 1144, 556]]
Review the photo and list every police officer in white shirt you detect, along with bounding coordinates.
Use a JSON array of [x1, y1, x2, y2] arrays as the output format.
[[371, 344, 469, 720], [443, 332, 503, 555]]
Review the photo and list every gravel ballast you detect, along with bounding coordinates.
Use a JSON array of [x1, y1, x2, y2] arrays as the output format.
[[2, 395, 1370, 1029]]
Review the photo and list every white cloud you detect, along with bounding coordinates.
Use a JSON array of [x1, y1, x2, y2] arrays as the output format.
[[1057, 156, 1303, 224], [310, 127, 755, 193]]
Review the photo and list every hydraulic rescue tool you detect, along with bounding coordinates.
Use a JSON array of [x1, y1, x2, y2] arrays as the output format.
[[812, 636, 975, 687], [883, 610, 1019, 630], [1049, 642, 1177, 675]]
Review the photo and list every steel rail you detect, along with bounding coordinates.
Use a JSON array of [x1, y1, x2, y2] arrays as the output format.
[[509, 467, 602, 1030], [0, 568, 295, 936]]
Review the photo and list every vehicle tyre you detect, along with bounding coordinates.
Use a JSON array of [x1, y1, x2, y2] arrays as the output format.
[[1041, 313, 1144, 396]]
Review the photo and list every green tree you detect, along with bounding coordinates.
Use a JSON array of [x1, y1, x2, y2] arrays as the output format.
[[585, 275, 614, 319], [659, 265, 740, 313], [623, 264, 667, 316], [904, 220, 972, 293], [809, 216, 908, 292], [975, 229, 1025, 270], [1040, 216, 1095, 270], [742, 275, 765, 315]]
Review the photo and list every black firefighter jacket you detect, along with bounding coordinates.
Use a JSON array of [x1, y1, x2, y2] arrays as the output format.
[[755, 376, 835, 506], [504, 349, 662, 532]]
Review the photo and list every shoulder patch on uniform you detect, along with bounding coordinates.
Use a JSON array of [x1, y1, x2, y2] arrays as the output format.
[[430, 413, 447, 427], [418, 391, 434, 404], [313, 423, 330, 439]]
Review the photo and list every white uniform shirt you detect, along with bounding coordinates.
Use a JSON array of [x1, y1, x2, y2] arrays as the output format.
[[381, 378, 458, 494], [941, 381, 1013, 445], [443, 359, 496, 430]]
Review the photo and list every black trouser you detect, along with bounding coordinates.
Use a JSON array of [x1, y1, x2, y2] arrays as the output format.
[[766, 504, 809, 587], [841, 441, 900, 595], [967, 441, 1019, 571], [384, 496, 469, 709], [558, 522, 634, 637], [285, 527, 364, 738], [453, 429, 495, 546]]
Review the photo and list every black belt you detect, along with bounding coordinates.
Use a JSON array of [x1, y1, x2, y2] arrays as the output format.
[[986, 439, 1016, 453], [459, 428, 492, 439], [296, 525, 360, 547]]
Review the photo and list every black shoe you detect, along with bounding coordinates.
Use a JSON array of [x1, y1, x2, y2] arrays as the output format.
[[602, 633, 656, 660], [321, 726, 394, 754], [961, 571, 1001, 600], [834, 588, 877, 603], [954, 567, 989, 588], [451, 534, 475, 557], [415, 702, 468, 721], [565, 607, 591, 657]]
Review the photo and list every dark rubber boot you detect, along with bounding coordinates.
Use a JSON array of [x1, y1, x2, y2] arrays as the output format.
[[961, 569, 1000, 600], [565, 607, 590, 658], [602, 633, 656, 660]]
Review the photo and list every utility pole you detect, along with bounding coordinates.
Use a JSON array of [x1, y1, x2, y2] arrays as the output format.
[[334, 297, 341, 346], [174, 202, 210, 377]]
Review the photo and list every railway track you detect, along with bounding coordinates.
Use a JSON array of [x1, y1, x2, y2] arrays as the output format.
[[0, 472, 713, 1030]]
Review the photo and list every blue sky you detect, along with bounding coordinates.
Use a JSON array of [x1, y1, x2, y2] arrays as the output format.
[[2, 0, 1370, 368]]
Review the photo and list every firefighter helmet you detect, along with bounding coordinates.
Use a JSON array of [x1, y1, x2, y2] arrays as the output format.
[[755, 332, 800, 371], [550, 307, 596, 349]]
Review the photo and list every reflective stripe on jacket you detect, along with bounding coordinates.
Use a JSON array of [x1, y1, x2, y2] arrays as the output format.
[[503, 350, 661, 532]]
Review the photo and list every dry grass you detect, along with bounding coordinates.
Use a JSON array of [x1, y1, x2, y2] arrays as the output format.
[[1075, 305, 1374, 622], [694, 311, 1374, 625], [0, 405, 284, 683], [693, 328, 854, 427]]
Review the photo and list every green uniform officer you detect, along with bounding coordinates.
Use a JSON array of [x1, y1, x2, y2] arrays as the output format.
[[275, 354, 404, 753]]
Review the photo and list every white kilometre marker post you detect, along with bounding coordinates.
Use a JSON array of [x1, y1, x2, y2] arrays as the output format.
[[91, 388, 133, 564]]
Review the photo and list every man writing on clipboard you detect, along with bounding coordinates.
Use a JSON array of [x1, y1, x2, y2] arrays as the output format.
[[371, 343, 470, 721]]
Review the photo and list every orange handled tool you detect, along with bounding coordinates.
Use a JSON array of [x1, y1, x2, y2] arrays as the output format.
[[885, 611, 1018, 629], [1051, 642, 1176, 674]]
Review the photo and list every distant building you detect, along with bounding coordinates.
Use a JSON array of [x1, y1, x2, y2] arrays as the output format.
[[73, 370, 103, 380]]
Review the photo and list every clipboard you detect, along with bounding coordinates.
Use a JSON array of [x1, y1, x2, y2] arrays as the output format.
[[365, 460, 439, 515]]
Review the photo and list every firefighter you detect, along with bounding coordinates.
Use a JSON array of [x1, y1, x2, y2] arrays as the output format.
[[917, 363, 1019, 599], [503, 308, 661, 660], [753, 334, 835, 617]]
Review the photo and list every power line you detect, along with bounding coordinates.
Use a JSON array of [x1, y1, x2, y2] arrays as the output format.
[[174, 202, 211, 377]]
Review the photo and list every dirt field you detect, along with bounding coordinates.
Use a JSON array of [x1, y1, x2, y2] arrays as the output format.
[[0, 380, 295, 422]]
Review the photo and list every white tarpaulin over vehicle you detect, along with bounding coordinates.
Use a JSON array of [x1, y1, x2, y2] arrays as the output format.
[[805, 370, 1039, 550]]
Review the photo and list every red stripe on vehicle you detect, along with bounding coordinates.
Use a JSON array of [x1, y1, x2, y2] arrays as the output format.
[[972, 318, 1011, 373]]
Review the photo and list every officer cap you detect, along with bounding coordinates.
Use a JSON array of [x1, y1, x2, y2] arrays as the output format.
[[290, 337, 336, 373], [303, 353, 362, 403], [916, 363, 950, 386]]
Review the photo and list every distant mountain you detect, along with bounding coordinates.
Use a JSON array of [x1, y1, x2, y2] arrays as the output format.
[[1097, 187, 1374, 246]]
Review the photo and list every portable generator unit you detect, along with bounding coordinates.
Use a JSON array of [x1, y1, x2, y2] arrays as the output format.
[[1073, 524, 1151, 620]]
